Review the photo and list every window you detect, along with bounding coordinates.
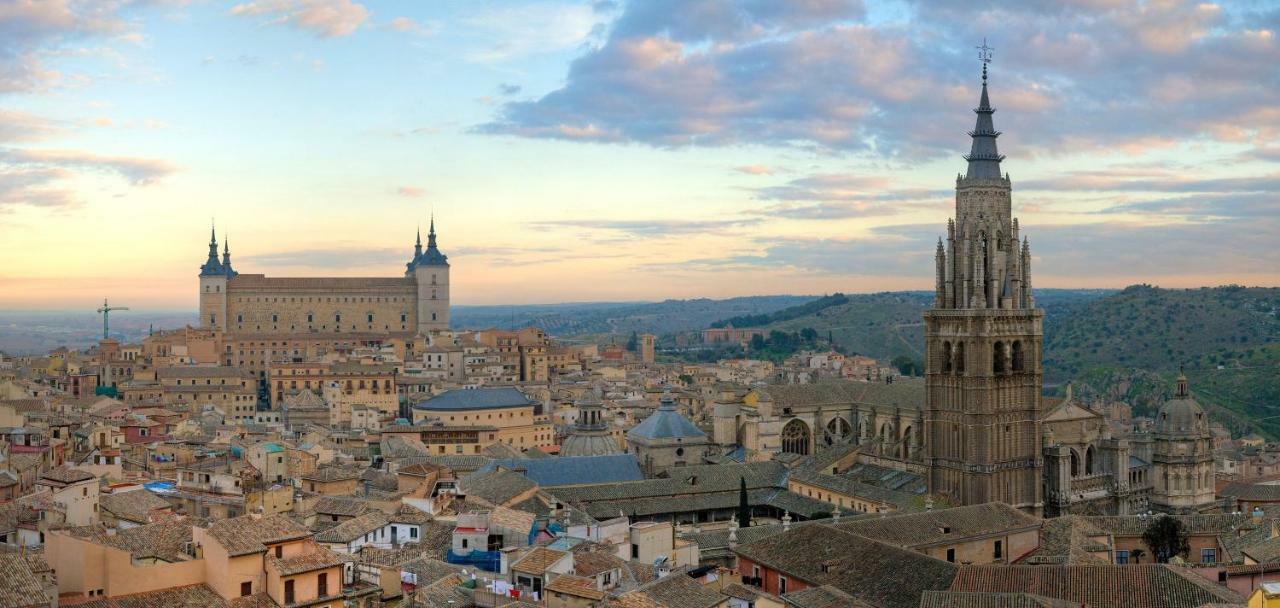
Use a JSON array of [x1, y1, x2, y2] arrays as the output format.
[[946, 548, 956, 563], [318, 573, 328, 597], [779, 576, 787, 594], [240, 582, 252, 597], [275, 545, 282, 558], [1202, 548, 1217, 564], [631, 544, 639, 559], [1115, 550, 1129, 564], [462, 539, 469, 549], [284, 580, 294, 604], [993, 540, 1003, 560], [410, 528, 418, 539]]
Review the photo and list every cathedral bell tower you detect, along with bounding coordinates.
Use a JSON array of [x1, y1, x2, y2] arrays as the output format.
[[924, 48, 1044, 514]]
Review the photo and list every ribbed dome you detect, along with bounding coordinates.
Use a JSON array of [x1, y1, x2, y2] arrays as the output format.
[[559, 433, 621, 457], [627, 392, 706, 441]]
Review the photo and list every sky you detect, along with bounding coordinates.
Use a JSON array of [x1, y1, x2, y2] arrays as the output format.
[[0, 0, 1277, 310]]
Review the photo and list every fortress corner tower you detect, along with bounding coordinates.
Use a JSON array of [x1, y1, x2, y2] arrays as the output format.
[[924, 59, 1044, 514], [406, 217, 451, 333]]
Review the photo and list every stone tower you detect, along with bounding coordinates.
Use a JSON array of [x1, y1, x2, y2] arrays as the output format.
[[406, 217, 450, 333], [198, 224, 236, 331], [1151, 373, 1215, 514], [924, 62, 1044, 514]]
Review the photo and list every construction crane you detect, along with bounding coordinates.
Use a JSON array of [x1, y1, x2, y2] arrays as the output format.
[[96, 298, 129, 339]]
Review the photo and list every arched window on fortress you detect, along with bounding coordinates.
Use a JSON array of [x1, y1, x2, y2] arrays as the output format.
[[1011, 341, 1024, 372], [942, 341, 952, 373], [954, 343, 965, 374], [993, 342, 1007, 374]]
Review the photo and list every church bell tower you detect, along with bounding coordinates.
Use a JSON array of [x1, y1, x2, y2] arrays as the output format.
[[924, 46, 1044, 514]]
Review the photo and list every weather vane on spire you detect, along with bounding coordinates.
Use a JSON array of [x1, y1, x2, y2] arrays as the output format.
[[976, 38, 993, 82], [976, 38, 993, 65]]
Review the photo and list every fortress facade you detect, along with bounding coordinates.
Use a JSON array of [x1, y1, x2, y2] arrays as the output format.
[[196, 220, 450, 374]]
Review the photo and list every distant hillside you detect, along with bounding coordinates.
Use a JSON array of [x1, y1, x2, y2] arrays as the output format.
[[1045, 285, 1280, 437], [1044, 285, 1280, 382], [728, 289, 1115, 363], [450, 295, 814, 339]]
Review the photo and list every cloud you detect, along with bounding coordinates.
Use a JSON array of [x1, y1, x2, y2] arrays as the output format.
[[1, 148, 176, 185], [533, 217, 760, 238], [387, 16, 437, 37], [0, 147, 176, 210], [0, 0, 142, 93], [461, 2, 614, 62], [734, 164, 773, 175], [0, 110, 62, 143], [481, 0, 1280, 159], [397, 185, 424, 197], [229, 0, 370, 38], [498, 83, 522, 96]]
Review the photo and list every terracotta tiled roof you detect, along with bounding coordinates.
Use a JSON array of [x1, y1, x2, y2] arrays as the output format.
[[546, 574, 607, 600], [100, 490, 172, 524], [831, 502, 1041, 549], [781, 585, 875, 608], [314, 511, 389, 544], [919, 590, 1080, 608], [948, 564, 1245, 608], [734, 523, 957, 608], [70, 583, 227, 607], [267, 544, 343, 576], [205, 515, 311, 556], [0, 553, 51, 608], [40, 465, 95, 484], [511, 546, 568, 575]]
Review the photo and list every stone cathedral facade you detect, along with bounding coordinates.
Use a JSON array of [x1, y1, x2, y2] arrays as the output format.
[[710, 64, 1215, 517], [923, 64, 1045, 514], [198, 219, 451, 339]]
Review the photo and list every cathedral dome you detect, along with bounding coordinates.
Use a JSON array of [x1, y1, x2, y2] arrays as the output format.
[[560, 433, 621, 457], [627, 392, 706, 443], [1154, 374, 1208, 436]]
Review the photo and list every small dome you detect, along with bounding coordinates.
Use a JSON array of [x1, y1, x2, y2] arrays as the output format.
[[560, 433, 621, 457], [1155, 374, 1208, 435]]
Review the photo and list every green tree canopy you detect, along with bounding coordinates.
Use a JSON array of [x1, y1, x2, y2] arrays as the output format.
[[1142, 515, 1190, 563]]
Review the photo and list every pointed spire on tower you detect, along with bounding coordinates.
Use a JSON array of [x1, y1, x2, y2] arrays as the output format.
[[201, 220, 224, 276], [427, 213, 437, 249], [964, 39, 1004, 180], [414, 225, 423, 258]]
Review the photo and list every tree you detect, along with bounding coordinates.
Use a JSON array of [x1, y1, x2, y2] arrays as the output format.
[[891, 355, 923, 377], [737, 476, 751, 528], [749, 334, 767, 351], [626, 332, 638, 352], [800, 327, 818, 342], [1129, 548, 1145, 564], [1142, 515, 1190, 563]]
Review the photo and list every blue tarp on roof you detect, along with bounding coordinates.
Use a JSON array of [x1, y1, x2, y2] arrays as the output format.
[[412, 387, 533, 411], [478, 454, 643, 488]]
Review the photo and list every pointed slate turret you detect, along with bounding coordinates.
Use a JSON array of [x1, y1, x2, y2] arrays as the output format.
[[200, 223, 227, 276], [963, 65, 1005, 180]]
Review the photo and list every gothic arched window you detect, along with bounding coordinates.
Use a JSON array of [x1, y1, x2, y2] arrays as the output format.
[[1070, 449, 1080, 477], [1085, 446, 1095, 475], [942, 341, 953, 373], [955, 343, 965, 374], [825, 417, 852, 446], [993, 341, 1007, 374], [781, 420, 810, 456], [1011, 341, 1024, 372]]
